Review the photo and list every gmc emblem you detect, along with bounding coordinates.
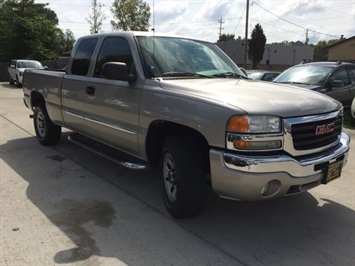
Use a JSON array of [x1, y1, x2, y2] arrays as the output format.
[[315, 123, 335, 135]]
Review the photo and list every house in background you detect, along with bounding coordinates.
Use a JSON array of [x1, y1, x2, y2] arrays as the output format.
[[325, 36, 355, 63], [217, 40, 314, 71]]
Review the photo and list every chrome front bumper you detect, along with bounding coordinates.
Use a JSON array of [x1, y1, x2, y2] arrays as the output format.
[[210, 132, 350, 201]]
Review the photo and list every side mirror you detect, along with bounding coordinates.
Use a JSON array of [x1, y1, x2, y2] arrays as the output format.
[[101, 62, 136, 82]]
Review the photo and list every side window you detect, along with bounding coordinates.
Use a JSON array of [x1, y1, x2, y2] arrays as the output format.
[[331, 67, 350, 86], [346, 65, 355, 85], [94, 37, 133, 77], [71, 38, 98, 76], [264, 73, 274, 81]]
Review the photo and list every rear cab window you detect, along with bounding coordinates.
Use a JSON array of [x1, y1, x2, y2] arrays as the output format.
[[71, 38, 98, 76]]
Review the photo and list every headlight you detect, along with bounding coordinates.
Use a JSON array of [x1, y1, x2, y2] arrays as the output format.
[[227, 115, 281, 133], [226, 115, 282, 151]]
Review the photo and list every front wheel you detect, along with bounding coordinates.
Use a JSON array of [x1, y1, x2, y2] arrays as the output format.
[[16, 75, 22, 88], [33, 104, 61, 145], [160, 136, 207, 219]]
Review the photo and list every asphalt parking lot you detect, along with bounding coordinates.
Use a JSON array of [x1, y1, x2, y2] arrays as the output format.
[[1, 82, 354, 266]]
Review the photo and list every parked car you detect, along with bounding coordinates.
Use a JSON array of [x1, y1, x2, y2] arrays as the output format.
[[8, 59, 44, 87], [248, 71, 280, 81], [273, 61, 355, 106]]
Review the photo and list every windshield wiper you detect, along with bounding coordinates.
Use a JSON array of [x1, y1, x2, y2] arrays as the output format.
[[276, 81, 311, 85], [212, 72, 248, 79], [161, 72, 211, 78]]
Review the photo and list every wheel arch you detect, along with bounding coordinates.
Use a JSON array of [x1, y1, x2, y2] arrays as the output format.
[[30, 91, 45, 110], [145, 120, 210, 170]]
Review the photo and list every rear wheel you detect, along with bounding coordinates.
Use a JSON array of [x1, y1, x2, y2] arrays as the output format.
[[8, 74, 14, 85], [33, 104, 61, 145], [160, 136, 207, 218]]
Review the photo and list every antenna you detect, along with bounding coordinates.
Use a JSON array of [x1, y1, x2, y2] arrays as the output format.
[[152, 0, 156, 78], [152, 0, 155, 32]]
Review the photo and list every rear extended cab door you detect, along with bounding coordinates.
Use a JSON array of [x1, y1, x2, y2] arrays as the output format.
[[61, 34, 145, 157]]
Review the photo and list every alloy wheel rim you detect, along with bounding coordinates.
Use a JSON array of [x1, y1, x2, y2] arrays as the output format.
[[163, 152, 177, 202], [36, 111, 46, 138]]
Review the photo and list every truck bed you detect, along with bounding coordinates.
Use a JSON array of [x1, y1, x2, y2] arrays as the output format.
[[23, 69, 66, 124]]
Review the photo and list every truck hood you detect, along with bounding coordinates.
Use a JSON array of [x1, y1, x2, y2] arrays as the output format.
[[158, 78, 340, 117], [273, 82, 321, 91]]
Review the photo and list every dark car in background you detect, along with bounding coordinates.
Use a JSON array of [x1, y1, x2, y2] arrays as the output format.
[[273, 61, 355, 106], [248, 71, 280, 81]]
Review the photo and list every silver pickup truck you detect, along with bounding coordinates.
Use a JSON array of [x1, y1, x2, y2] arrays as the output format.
[[23, 32, 350, 218]]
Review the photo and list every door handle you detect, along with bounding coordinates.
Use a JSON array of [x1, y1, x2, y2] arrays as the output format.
[[86, 86, 95, 95]]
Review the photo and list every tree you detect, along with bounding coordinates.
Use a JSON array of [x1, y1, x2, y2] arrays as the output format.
[[0, 0, 75, 61], [248, 23, 266, 69], [311, 39, 340, 61], [111, 0, 150, 31], [86, 0, 106, 34], [217, 34, 235, 42], [58, 29, 76, 53], [272, 40, 295, 45]]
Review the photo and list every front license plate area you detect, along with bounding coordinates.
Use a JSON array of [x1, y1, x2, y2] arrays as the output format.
[[322, 161, 343, 184]]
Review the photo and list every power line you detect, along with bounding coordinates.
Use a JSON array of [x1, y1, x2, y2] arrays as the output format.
[[232, 6, 246, 35], [252, 1, 340, 38]]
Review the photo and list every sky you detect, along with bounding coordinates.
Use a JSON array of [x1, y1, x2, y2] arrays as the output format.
[[35, 0, 355, 44]]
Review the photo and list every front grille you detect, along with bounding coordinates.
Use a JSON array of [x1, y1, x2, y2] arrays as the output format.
[[291, 115, 342, 150]]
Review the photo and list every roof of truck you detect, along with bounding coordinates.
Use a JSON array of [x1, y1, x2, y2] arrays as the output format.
[[78, 31, 209, 42]]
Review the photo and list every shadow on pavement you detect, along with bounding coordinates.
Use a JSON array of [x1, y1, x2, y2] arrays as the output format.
[[1, 82, 21, 89], [1, 135, 354, 265]]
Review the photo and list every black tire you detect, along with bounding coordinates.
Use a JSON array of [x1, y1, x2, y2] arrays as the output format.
[[33, 104, 61, 145], [8, 74, 14, 85], [160, 136, 207, 219], [16, 75, 22, 88]]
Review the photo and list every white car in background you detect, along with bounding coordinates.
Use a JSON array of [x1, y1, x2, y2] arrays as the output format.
[[8, 59, 44, 87]]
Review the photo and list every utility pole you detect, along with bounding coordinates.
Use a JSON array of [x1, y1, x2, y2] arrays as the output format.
[[305, 29, 309, 45], [244, 0, 249, 68], [218, 17, 224, 38]]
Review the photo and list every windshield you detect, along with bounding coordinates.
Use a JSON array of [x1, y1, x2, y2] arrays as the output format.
[[273, 65, 334, 85], [137, 36, 246, 78], [17, 61, 43, 69]]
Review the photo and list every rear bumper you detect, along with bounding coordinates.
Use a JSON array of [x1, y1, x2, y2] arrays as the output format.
[[210, 132, 350, 201]]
